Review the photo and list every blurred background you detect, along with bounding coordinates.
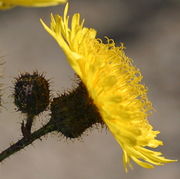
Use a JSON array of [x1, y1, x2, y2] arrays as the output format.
[[0, 0, 179, 178]]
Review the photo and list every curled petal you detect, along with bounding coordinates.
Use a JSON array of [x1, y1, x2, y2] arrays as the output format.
[[41, 3, 177, 171]]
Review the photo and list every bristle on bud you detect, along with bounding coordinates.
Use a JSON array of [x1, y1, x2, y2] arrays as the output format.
[[50, 81, 103, 139], [14, 72, 50, 116]]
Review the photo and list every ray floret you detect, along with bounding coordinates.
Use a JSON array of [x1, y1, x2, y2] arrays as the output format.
[[0, 0, 67, 9], [41, 3, 176, 171]]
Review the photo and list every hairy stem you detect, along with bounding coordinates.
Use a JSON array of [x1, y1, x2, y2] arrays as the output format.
[[21, 114, 34, 138], [25, 114, 34, 134], [0, 121, 56, 162]]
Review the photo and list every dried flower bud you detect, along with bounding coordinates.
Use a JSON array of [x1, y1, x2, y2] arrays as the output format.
[[14, 72, 50, 115], [50, 81, 103, 139]]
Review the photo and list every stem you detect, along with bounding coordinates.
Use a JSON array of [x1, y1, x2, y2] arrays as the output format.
[[21, 114, 34, 138], [25, 114, 34, 134], [0, 121, 56, 162]]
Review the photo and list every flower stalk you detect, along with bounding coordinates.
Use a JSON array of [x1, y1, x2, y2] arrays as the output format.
[[21, 114, 35, 138], [0, 121, 56, 162]]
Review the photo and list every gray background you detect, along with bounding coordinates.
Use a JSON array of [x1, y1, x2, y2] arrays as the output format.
[[0, 0, 179, 178]]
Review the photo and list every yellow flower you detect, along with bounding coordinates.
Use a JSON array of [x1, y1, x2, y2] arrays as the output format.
[[41, 3, 176, 171], [0, 0, 67, 9]]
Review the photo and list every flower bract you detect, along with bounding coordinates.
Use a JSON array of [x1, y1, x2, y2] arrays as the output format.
[[41, 3, 176, 171], [0, 0, 67, 9], [14, 72, 50, 115]]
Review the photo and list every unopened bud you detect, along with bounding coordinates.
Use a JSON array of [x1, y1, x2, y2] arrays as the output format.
[[14, 72, 50, 115]]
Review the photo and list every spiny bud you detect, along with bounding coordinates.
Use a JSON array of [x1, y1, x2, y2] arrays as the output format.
[[14, 72, 50, 116], [50, 81, 103, 139]]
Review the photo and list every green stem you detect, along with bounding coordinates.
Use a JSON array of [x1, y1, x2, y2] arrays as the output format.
[[0, 121, 56, 162]]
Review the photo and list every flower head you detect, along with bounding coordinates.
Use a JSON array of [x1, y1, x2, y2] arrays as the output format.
[[41, 3, 176, 171], [0, 0, 67, 9]]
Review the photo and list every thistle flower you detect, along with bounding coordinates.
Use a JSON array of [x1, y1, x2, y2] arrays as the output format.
[[41, 3, 176, 171], [0, 0, 67, 9]]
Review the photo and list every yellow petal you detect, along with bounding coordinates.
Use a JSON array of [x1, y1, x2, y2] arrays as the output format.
[[41, 3, 177, 171], [0, 0, 67, 9]]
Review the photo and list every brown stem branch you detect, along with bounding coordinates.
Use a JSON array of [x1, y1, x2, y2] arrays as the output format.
[[0, 121, 56, 163], [25, 114, 34, 134], [21, 114, 34, 138]]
